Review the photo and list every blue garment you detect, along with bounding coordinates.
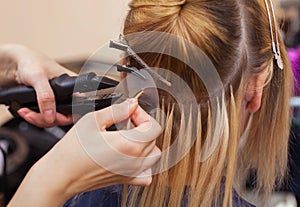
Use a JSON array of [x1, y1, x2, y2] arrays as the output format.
[[63, 185, 255, 207]]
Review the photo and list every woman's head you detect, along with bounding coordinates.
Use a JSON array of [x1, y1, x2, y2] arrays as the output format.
[[124, 0, 243, 96], [122, 0, 292, 206]]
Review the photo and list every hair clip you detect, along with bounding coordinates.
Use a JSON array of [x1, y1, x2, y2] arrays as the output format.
[[110, 35, 172, 86], [264, 0, 283, 70], [116, 64, 146, 80]]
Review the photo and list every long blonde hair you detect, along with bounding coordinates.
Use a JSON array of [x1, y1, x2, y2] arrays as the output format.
[[122, 0, 293, 206]]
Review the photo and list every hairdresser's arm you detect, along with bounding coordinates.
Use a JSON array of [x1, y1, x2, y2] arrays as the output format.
[[8, 99, 162, 207], [0, 44, 76, 127]]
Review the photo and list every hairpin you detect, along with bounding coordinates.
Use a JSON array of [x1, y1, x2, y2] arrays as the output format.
[[264, 0, 284, 70]]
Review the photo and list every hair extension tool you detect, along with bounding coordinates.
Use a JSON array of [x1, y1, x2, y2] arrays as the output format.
[[0, 72, 122, 116], [0, 35, 171, 117]]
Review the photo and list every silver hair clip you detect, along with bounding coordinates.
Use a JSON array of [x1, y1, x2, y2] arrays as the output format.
[[109, 34, 172, 87], [264, 0, 284, 70]]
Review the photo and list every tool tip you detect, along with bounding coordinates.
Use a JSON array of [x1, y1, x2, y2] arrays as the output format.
[[160, 78, 172, 87], [134, 90, 144, 99]]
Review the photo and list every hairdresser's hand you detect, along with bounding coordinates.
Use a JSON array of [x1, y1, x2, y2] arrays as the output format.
[[0, 44, 76, 127], [8, 99, 162, 207]]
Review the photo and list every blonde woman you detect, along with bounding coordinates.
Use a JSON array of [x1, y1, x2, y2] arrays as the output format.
[[63, 0, 293, 206]]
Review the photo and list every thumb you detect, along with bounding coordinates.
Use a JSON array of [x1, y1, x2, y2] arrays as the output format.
[[94, 98, 139, 131], [130, 168, 153, 186], [33, 77, 56, 124]]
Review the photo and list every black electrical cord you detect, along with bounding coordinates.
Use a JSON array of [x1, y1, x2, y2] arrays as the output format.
[[0, 145, 7, 205]]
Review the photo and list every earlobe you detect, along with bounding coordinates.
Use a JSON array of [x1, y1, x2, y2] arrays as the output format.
[[245, 88, 263, 113], [245, 67, 270, 113]]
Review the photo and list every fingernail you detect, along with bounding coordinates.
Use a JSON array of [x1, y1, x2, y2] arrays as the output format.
[[150, 148, 162, 157], [44, 110, 55, 123], [126, 98, 137, 104], [17, 110, 27, 118]]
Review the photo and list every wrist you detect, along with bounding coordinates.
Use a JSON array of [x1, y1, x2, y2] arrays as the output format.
[[8, 149, 75, 207], [30, 149, 78, 202], [32, 160, 74, 201]]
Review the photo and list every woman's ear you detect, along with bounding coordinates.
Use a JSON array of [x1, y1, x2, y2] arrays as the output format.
[[245, 67, 270, 113]]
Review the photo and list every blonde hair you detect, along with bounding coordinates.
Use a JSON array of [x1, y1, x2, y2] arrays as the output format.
[[122, 0, 293, 206]]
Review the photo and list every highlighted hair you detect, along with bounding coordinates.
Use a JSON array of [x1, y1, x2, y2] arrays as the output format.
[[122, 0, 293, 206]]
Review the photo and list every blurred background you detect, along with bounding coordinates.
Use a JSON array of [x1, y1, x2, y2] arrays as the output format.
[[0, 0, 130, 61], [0, 0, 299, 207]]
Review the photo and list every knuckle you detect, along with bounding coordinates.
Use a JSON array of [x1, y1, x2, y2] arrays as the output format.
[[28, 70, 45, 80], [125, 143, 142, 157], [94, 106, 112, 120], [117, 140, 144, 157], [152, 121, 162, 137], [37, 91, 55, 103], [113, 106, 129, 118], [32, 70, 44, 77]]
